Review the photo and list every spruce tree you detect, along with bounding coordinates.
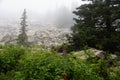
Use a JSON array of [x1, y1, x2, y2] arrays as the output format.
[[17, 9, 28, 46], [69, 0, 120, 52]]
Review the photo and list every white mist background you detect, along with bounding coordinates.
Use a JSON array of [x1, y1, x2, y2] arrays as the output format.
[[0, 0, 87, 27], [0, 0, 88, 41]]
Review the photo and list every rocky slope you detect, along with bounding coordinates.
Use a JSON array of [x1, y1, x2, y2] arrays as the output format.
[[0, 24, 70, 47]]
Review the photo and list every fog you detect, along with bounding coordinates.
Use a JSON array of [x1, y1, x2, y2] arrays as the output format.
[[0, 0, 88, 45], [0, 0, 86, 27]]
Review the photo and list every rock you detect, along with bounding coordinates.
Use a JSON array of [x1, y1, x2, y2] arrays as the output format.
[[28, 27, 69, 47], [74, 48, 106, 59], [94, 51, 105, 59], [0, 33, 17, 45], [74, 50, 91, 59], [0, 26, 70, 47], [110, 54, 117, 60]]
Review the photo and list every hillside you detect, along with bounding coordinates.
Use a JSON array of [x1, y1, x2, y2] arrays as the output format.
[[0, 23, 70, 47]]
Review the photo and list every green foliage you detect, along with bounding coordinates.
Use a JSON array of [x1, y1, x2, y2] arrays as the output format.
[[109, 68, 120, 80], [51, 43, 74, 53], [0, 45, 120, 80], [69, 0, 120, 53], [0, 45, 25, 74], [17, 50, 104, 80]]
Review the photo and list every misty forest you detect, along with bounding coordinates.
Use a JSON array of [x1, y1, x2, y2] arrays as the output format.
[[0, 0, 120, 80]]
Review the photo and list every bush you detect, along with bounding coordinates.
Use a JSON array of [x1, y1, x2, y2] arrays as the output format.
[[18, 50, 104, 80], [0, 45, 25, 74], [0, 45, 119, 80]]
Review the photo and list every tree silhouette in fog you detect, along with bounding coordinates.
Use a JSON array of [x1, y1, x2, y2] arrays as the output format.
[[17, 9, 28, 46]]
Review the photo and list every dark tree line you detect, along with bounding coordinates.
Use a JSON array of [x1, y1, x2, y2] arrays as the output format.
[[69, 0, 120, 53]]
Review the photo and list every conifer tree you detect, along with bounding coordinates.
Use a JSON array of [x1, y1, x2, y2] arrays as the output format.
[[69, 0, 120, 52], [17, 9, 28, 46]]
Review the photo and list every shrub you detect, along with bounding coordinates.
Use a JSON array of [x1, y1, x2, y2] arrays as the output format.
[[0, 45, 25, 74], [0, 45, 119, 80]]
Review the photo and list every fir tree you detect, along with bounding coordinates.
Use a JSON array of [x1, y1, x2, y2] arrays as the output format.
[[17, 9, 28, 46], [69, 0, 120, 52]]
